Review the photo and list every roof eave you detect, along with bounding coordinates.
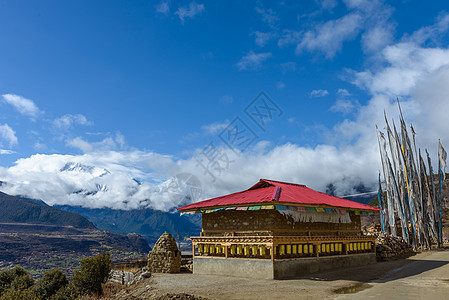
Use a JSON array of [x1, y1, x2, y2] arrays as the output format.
[[179, 201, 381, 212]]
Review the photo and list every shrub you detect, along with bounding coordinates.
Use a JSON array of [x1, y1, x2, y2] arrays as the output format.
[[71, 252, 112, 296], [9, 275, 34, 292], [32, 269, 68, 299], [49, 284, 80, 300], [0, 288, 33, 300], [0, 266, 34, 296]]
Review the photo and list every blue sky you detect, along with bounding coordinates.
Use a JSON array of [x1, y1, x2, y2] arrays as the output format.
[[1, 1, 449, 211]]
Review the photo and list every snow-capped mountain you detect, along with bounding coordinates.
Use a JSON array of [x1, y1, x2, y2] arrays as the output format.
[[60, 162, 111, 177], [0, 154, 189, 211]]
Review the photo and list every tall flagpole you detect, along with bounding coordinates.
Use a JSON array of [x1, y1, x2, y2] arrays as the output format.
[[378, 171, 385, 232]]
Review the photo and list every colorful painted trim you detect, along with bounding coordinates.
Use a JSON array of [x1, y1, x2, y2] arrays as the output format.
[[182, 204, 377, 216]]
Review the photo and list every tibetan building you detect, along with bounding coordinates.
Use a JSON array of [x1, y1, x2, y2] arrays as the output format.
[[178, 179, 380, 279]]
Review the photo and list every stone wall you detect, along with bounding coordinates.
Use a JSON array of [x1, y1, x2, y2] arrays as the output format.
[[202, 210, 361, 236], [147, 233, 181, 273]]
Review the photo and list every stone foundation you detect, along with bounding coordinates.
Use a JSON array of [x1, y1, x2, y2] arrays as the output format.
[[193, 253, 376, 279]]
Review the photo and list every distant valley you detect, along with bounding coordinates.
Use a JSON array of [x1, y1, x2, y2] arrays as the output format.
[[0, 191, 150, 277], [54, 205, 202, 244]]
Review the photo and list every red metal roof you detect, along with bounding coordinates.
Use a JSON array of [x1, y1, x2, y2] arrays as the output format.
[[178, 179, 380, 212]]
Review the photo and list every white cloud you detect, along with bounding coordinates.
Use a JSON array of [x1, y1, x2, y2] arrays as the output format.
[[296, 13, 363, 58], [278, 30, 302, 48], [175, 1, 205, 23], [115, 132, 125, 148], [351, 43, 449, 96], [255, 6, 279, 27], [310, 89, 329, 98], [237, 51, 272, 71], [2, 94, 42, 118], [287, 0, 395, 57], [321, 0, 338, 10], [0, 149, 15, 155], [66, 133, 126, 153], [330, 99, 359, 114], [156, 1, 170, 14], [358, 1, 395, 53], [254, 31, 277, 47], [332, 89, 358, 113], [407, 13, 449, 45], [361, 23, 395, 53], [53, 114, 92, 130], [201, 121, 229, 135], [0, 124, 18, 148], [34, 142, 47, 151], [337, 88, 351, 96], [67, 137, 93, 153], [343, 0, 376, 11]]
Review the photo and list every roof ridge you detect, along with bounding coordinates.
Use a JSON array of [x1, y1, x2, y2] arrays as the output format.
[[262, 178, 306, 187]]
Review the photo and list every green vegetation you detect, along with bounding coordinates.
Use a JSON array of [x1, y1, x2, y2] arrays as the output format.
[[0, 252, 112, 299], [32, 269, 68, 299], [72, 252, 112, 296], [0, 266, 34, 296]]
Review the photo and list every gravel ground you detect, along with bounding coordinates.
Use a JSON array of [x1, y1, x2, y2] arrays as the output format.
[[112, 250, 442, 300]]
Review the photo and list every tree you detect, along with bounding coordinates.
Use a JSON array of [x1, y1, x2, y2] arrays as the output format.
[[72, 252, 112, 296]]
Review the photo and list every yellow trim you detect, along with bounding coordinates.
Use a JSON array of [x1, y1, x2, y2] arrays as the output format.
[[279, 245, 285, 255]]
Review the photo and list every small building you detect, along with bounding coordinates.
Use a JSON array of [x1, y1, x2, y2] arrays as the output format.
[[178, 179, 380, 279]]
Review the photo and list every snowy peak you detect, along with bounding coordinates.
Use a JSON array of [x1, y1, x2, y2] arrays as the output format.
[[60, 162, 110, 177]]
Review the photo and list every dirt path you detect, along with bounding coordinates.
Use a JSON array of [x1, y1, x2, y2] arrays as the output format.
[[112, 250, 444, 300], [336, 249, 449, 300]]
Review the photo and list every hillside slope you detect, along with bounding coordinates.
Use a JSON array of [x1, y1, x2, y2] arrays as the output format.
[[0, 191, 95, 229], [0, 192, 150, 277], [55, 205, 202, 243]]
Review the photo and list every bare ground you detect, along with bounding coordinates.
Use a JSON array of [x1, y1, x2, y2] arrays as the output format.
[[110, 249, 449, 300]]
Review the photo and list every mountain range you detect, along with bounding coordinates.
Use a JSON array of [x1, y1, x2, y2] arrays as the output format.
[[0, 191, 151, 277], [54, 205, 202, 244]]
